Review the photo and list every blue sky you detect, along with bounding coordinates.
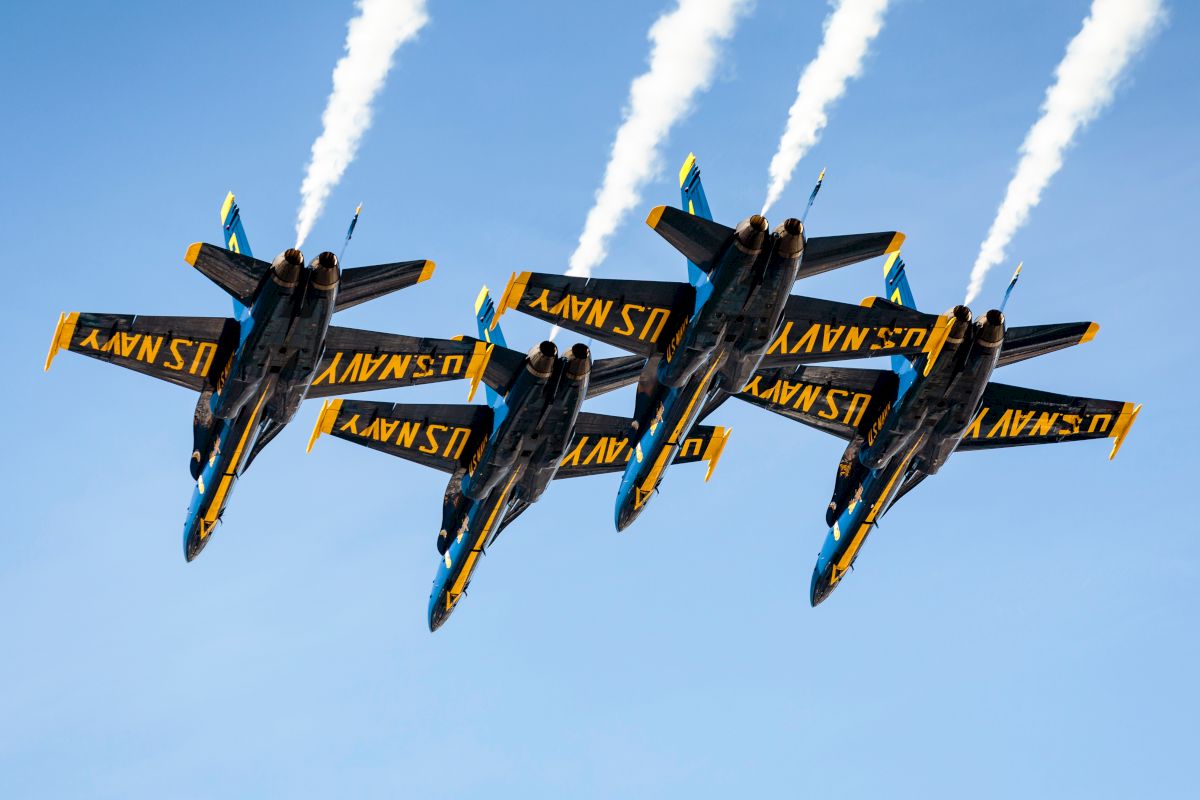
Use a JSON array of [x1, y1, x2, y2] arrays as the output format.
[[2, 1, 1197, 796]]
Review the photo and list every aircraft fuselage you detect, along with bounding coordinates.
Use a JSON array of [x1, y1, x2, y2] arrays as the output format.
[[811, 307, 1007, 603], [429, 342, 592, 631], [183, 250, 341, 560]]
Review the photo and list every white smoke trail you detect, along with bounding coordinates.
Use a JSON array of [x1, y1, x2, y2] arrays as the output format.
[[761, 0, 890, 216], [565, 0, 753, 279], [294, 0, 430, 249], [964, 0, 1164, 304]]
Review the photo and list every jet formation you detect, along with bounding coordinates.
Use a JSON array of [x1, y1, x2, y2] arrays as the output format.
[[47, 156, 1139, 630]]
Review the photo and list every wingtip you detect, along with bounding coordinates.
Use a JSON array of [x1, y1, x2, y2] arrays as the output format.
[[306, 399, 342, 453], [418, 260, 436, 283], [703, 427, 731, 482], [45, 311, 78, 371], [1108, 402, 1141, 460], [493, 271, 529, 329], [646, 205, 667, 229], [184, 242, 202, 266], [1080, 322, 1100, 343], [885, 232, 906, 254]]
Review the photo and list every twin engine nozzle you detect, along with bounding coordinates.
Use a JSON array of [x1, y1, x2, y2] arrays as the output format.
[[733, 214, 805, 259], [525, 340, 592, 381], [269, 249, 339, 290]]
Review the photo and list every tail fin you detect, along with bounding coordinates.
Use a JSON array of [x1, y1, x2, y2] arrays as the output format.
[[678, 153, 715, 290], [220, 192, 254, 317], [882, 251, 918, 374], [475, 286, 507, 407]]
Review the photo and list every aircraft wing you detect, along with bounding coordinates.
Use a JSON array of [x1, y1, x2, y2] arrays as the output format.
[[306, 327, 492, 399], [957, 382, 1139, 459], [760, 295, 944, 368], [735, 364, 895, 441], [555, 412, 730, 479], [998, 322, 1099, 367], [334, 259, 435, 311], [45, 312, 236, 391], [495, 271, 690, 357], [307, 399, 492, 473], [797, 232, 906, 278]]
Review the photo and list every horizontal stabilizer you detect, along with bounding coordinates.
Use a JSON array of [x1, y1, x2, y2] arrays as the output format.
[[645, 205, 735, 273], [184, 243, 269, 305], [45, 312, 235, 391], [307, 399, 492, 473], [998, 322, 1099, 367], [588, 355, 647, 399], [555, 412, 729, 479], [306, 327, 491, 399], [799, 232, 905, 278], [335, 260, 435, 312]]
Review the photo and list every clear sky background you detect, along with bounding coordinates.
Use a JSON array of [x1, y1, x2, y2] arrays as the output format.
[[2, 1, 1197, 797]]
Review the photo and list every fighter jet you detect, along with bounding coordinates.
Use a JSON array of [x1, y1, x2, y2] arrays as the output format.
[[495, 154, 949, 530], [46, 193, 492, 560], [307, 289, 726, 630], [734, 255, 1140, 605]]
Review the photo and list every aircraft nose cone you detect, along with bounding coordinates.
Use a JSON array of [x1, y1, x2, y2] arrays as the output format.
[[809, 562, 834, 607]]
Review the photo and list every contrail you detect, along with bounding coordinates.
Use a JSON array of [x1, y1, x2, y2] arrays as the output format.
[[295, 0, 430, 249], [565, 0, 752, 279], [964, 0, 1164, 304], [761, 0, 890, 216]]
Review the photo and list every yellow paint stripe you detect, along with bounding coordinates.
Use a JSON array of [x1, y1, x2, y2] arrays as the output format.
[[220, 191, 235, 224], [44, 311, 79, 371], [678, 152, 696, 186], [884, 232, 906, 254], [474, 285, 491, 314], [417, 260, 436, 283], [636, 359, 722, 501], [921, 313, 955, 377], [703, 427, 731, 482], [1080, 322, 1100, 343], [202, 388, 270, 528], [493, 271, 529, 327], [881, 250, 900, 277], [448, 472, 519, 601], [860, 296, 878, 308], [833, 437, 925, 576], [465, 342, 493, 402]]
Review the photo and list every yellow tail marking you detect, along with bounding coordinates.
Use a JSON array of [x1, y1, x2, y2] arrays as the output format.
[[418, 260, 437, 283], [881, 250, 900, 277], [474, 285, 491, 314], [465, 342, 494, 402], [219, 191, 235, 225], [703, 427, 731, 482], [1108, 402, 1141, 460], [306, 399, 343, 453], [678, 152, 696, 186], [44, 312, 79, 371]]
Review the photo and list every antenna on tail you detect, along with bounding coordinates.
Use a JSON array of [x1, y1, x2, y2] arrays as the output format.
[[800, 168, 826, 224], [999, 262, 1022, 313], [338, 202, 363, 261]]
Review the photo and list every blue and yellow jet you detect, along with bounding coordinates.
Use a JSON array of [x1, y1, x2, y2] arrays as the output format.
[[308, 289, 725, 630], [46, 194, 491, 560], [494, 154, 945, 530], [735, 256, 1140, 604]]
